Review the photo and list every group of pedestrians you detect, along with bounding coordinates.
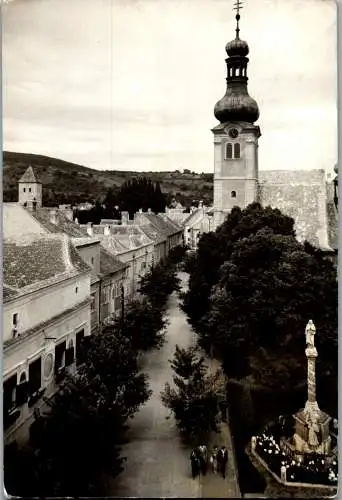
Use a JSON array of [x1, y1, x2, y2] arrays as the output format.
[[190, 444, 228, 479]]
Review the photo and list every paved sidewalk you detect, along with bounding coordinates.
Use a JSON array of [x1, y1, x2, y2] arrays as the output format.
[[200, 357, 241, 498]]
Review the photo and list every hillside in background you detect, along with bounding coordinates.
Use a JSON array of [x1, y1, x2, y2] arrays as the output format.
[[3, 151, 213, 207]]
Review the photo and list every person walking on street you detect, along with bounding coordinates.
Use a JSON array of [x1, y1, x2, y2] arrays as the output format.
[[210, 446, 218, 474], [198, 444, 208, 476], [190, 449, 200, 479], [218, 446, 228, 478]]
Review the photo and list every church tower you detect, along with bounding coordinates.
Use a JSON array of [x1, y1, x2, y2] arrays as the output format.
[[18, 165, 42, 209], [212, 2, 261, 229]]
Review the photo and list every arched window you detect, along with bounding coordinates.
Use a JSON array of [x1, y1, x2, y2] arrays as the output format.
[[20, 372, 26, 383], [234, 143, 240, 159], [231, 191, 237, 198], [225, 143, 233, 159]]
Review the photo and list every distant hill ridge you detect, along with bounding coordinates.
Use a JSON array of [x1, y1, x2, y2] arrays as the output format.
[[3, 151, 213, 207]]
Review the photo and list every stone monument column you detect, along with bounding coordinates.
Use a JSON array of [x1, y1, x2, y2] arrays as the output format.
[[303, 320, 320, 422]]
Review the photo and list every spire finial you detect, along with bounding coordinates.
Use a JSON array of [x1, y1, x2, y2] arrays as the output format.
[[233, 0, 243, 39]]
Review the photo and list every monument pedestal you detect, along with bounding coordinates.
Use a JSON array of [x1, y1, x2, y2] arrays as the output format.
[[293, 409, 331, 454]]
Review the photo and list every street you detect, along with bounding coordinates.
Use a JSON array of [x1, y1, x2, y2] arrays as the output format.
[[107, 272, 239, 497]]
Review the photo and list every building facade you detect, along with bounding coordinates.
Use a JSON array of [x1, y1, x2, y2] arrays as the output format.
[[3, 234, 92, 446]]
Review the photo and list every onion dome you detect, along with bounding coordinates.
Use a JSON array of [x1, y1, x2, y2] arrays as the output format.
[[214, 10, 259, 124], [225, 37, 249, 57], [214, 92, 259, 123]]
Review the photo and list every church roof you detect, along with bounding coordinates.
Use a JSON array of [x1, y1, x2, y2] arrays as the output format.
[[18, 166, 42, 184]]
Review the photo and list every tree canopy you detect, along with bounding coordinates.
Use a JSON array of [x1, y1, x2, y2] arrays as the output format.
[[161, 345, 220, 445], [74, 177, 167, 223], [182, 203, 338, 385]]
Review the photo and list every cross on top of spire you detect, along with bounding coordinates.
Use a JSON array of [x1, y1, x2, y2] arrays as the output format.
[[233, 0, 244, 38]]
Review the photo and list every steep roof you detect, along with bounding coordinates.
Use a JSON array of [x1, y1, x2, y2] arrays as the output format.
[[99, 247, 128, 276], [260, 169, 332, 250], [165, 211, 189, 226], [142, 213, 182, 237], [3, 234, 91, 302], [31, 208, 87, 237], [78, 224, 154, 255], [140, 223, 166, 245], [18, 166, 42, 184]]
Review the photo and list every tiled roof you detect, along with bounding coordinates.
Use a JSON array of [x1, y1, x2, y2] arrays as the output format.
[[165, 211, 189, 226], [100, 247, 128, 276], [18, 166, 42, 184], [110, 225, 154, 250], [3, 286, 19, 301], [31, 208, 87, 237], [140, 224, 166, 245], [3, 234, 91, 301], [142, 213, 182, 237]]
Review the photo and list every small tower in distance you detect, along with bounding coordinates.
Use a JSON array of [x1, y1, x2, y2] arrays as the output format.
[[212, 0, 261, 230], [18, 166, 42, 210]]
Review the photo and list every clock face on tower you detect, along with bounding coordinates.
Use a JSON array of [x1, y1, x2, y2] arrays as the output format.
[[228, 128, 239, 139]]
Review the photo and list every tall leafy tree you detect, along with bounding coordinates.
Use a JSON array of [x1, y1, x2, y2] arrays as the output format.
[[138, 261, 180, 310], [161, 346, 220, 444], [194, 227, 337, 383], [116, 177, 167, 217], [5, 327, 152, 497]]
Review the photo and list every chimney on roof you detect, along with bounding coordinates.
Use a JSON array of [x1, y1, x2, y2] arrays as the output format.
[[147, 208, 152, 214], [139, 208, 143, 213], [134, 210, 145, 226], [74, 217, 79, 225], [50, 209, 58, 225], [121, 211, 129, 226], [104, 224, 111, 236], [62, 208, 74, 221], [199, 200, 203, 209], [87, 222, 93, 236]]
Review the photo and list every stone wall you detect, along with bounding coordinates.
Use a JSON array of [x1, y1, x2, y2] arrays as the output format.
[[259, 170, 331, 249]]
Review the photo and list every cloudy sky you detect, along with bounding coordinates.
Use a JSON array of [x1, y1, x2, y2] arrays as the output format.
[[3, 0, 337, 173]]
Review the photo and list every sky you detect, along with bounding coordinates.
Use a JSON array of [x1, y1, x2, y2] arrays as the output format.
[[2, 0, 337, 173]]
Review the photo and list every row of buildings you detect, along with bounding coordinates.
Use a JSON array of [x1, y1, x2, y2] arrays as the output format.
[[3, 167, 184, 446]]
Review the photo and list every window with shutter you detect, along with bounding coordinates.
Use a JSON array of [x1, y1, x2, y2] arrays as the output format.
[[55, 341, 66, 372], [28, 358, 42, 396], [4, 375, 17, 414], [76, 329, 85, 366]]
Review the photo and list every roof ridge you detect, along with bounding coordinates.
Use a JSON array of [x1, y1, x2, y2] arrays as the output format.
[[63, 234, 75, 272]]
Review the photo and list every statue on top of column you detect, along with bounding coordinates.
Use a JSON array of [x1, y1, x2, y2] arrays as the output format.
[[305, 319, 316, 348]]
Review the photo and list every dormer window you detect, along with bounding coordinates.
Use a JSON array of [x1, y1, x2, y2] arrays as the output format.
[[225, 142, 241, 160]]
